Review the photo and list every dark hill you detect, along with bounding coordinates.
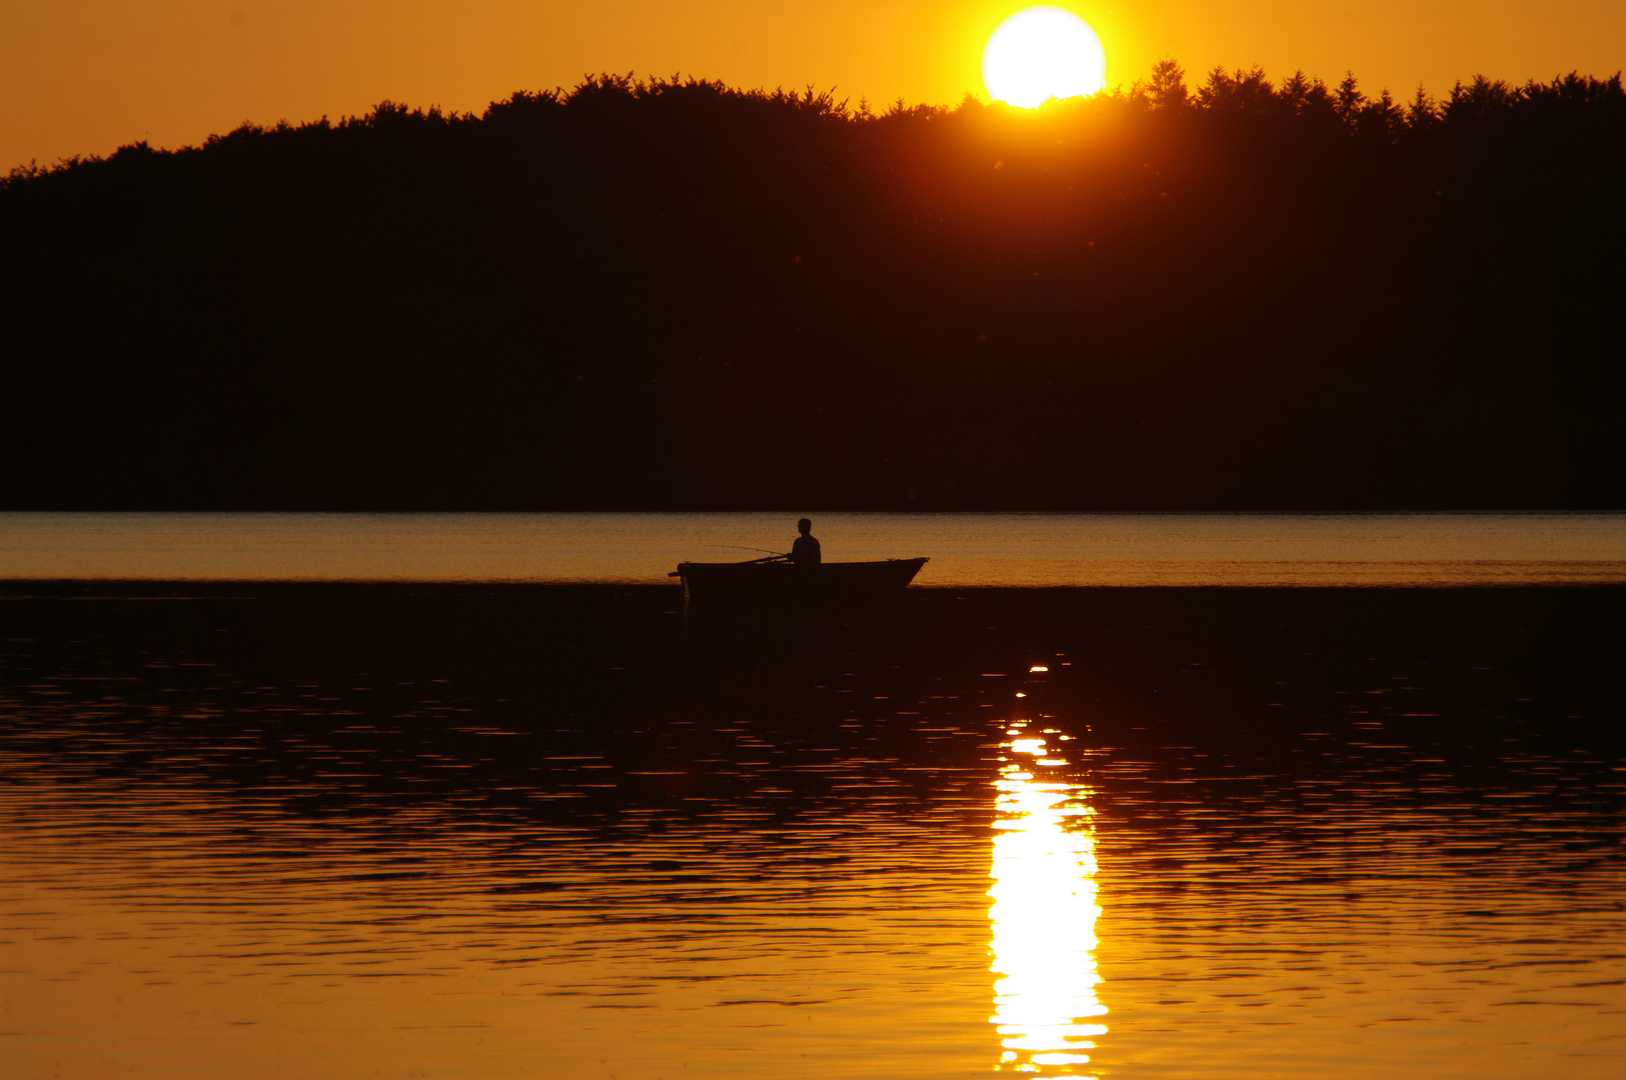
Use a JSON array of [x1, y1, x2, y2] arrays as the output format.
[[3, 66, 1623, 510]]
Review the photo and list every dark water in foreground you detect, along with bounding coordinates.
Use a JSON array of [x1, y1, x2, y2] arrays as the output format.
[[2, 585, 1623, 1079]]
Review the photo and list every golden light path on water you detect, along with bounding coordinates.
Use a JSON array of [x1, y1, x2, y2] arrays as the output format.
[[989, 691, 1104, 1077]]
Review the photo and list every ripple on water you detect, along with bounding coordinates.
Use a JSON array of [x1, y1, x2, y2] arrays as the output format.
[[0, 585, 1622, 1079]]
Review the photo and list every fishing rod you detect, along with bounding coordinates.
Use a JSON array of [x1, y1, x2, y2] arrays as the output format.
[[667, 544, 790, 576]]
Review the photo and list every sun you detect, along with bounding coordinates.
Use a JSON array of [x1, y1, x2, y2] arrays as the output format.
[[982, 7, 1108, 108]]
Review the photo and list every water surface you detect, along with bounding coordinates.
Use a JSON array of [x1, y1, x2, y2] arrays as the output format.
[[3, 511, 1623, 585], [2, 585, 1621, 1078]]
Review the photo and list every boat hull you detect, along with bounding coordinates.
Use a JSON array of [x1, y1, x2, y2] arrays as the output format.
[[675, 558, 928, 607]]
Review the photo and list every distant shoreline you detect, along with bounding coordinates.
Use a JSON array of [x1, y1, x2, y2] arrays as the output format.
[[5, 71, 1622, 513]]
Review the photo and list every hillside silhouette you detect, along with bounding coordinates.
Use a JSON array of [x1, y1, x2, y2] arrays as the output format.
[[3, 64, 1623, 510]]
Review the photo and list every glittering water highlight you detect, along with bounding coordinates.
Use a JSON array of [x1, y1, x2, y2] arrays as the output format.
[[989, 702, 1105, 1075]]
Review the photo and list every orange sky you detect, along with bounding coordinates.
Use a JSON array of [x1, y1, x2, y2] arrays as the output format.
[[3, 1, 1623, 170]]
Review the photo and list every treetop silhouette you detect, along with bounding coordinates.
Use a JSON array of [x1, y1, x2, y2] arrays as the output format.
[[3, 62, 1622, 510]]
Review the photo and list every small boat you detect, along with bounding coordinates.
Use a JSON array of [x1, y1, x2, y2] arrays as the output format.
[[673, 557, 929, 606]]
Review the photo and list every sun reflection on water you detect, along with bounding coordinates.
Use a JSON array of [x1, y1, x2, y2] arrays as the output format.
[[989, 717, 1104, 1076]]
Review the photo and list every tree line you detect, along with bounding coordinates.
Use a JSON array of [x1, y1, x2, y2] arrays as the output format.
[[3, 63, 1622, 509]]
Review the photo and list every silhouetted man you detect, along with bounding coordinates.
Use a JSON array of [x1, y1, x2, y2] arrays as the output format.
[[791, 518, 821, 566]]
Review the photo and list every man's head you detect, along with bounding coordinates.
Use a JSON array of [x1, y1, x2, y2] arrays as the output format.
[[798, 518, 812, 536]]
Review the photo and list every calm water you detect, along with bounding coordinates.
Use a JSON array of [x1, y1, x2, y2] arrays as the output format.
[[3, 511, 1625, 585], [1, 585, 1621, 1079]]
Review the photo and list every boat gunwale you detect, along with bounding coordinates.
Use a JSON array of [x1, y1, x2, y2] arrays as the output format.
[[676, 557, 929, 571]]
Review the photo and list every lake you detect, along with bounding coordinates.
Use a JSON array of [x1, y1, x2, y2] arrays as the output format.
[[2, 521, 1623, 1078], [2, 510, 1624, 585]]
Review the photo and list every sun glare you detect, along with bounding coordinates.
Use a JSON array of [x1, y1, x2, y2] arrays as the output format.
[[989, 720, 1105, 1072], [983, 7, 1108, 109]]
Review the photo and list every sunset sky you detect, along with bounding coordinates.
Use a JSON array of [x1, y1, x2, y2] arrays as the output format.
[[3, 0, 1623, 170]]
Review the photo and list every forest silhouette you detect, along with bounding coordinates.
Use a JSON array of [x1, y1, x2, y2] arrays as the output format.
[[3, 63, 1622, 510]]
